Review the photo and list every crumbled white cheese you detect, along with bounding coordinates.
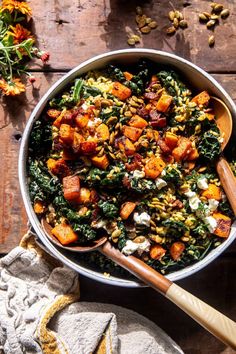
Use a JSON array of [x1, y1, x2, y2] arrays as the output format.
[[197, 177, 209, 190], [122, 239, 150, 256], [133, 212, 151, 227], [184, 190, 196, 198], [203, 216, 217, 233], [87, 117, 102, 128], [133, 170, 145, 179], [155, 178, 167, 190], [184, 190, 201, 211], [208, 199, 219, 213], [81, 103, 88, 110], [161, 169, 166, 177]]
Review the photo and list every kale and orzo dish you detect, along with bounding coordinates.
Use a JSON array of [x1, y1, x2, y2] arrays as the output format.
[[28, 60, 234, 276]]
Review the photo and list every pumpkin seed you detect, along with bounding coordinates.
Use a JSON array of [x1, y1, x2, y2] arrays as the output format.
[[97, 147, 104, 156], [221, 9, 230, 18], [173, 17, 179, 29], [106, 116, 117, 126], [140, 25, 151, 34], [137, 15, 147, 28], [206, 19, 216, 28], [208, 35, 215, 46], [136, 6, 143, 15], [109, 131, 115, 144], [213, 4, 224, 13], [166, 26, 176, 35], [178, 12, 184, 21], [149, 21, 158, 29], [179, 20, 188, 28], [146, 17, 152, 24], [168, 10, 175, 21], [210, 14, 219, 20], [135, 15, 142, 24], [203, 12, 211, 19], [174, 10, 181, 19], [199, 13, 208, 21], [132, 34, 141, 42], [127, 37, 136, 46], [210, 2, 218, 8]]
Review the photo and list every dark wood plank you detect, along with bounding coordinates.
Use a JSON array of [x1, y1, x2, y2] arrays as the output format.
[[28, 0, 236, 72], [0, 72, 236, 252]]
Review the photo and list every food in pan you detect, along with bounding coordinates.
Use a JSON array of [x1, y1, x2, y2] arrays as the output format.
[[28, 60, 234, 275]]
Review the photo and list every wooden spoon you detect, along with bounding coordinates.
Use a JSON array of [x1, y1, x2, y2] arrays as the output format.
[[41, 218, 236, 349], [212, 96, 236, 215]]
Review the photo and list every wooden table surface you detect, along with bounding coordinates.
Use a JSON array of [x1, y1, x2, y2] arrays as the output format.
[[1, 1, 236, 352]]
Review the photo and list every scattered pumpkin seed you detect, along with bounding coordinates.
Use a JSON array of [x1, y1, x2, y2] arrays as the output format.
[[149, 21, 158, 29], [141, 25, 151, 34], [174, 10, 181, 19], [127, 37, 136, 46], [210, 14, 219, 20], [173, 17, 179, 29], [132, 34, 141, 42], [213, 4, 224, 13], [208, 35, 215, 46], [203, 12, 211, 19], [137, 15, 147, 28], [199, 13, 208, 21], [168, 10, 175, 21], [166, 26, 176, 35], [206, 19, 216, 28], [146, 17, 152, 24], [210, 2, 218, 8], [136, 6, 143, 15], [221, 8, 230, 18], [179, 20, 188, 28]]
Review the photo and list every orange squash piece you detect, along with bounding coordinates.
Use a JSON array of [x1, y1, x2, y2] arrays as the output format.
[[213, 212, 231, 238], [120, 202, 136, 220], [59, 124, 74, 145], [123, 71, 133, 81], [191, 91, 210, 106], [53, 114, 63, 128], [75, 114, 89, 129], [111, 82, 132, 100], [96, 123, 110, 141], [122, 125, 143, 142], [128, 115, 148, 129], [72, 132, 85, 153], [80, 141, 97, 155], [150, 245, 166, 260], [172, 137, 192, 162], [144, 157, 166, 179], [47, 158, 70, 176], [118, 138, 136, 156], [201, 184, 221, 201], [164, 132, 178, 150], [33, 201, 45, 214], [77, 187, 91, 204], [205, 113, 215, 121], [155, 94, 173, 112], [170, 242, 185, 260], [91, 155, 109, 170], [51, 223, 78, 245], [63, 175, 80, 202], [187, 147, 199, 161], [47, 109, 61, 119]]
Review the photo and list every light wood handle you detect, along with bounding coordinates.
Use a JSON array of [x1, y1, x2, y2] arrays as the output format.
[[216, 156, 236, 215], [166, 283, 236, 349]]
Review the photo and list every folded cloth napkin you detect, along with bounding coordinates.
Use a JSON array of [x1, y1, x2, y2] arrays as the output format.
[[0, 231, 183, 354]]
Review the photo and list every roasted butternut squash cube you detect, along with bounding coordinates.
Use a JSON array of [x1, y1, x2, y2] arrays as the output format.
[[120, 202, 136, 220], [47, 158, 70, 177], [213, 213, 231, 238], [80, 141, 97, 154], [51, 223, 78, 245], [47, 109, 61, 119], [164, 132, 179, 150], [33, 201, 45, 214], [201, 184, 221, 201], [155, 94, 173, 112], [72, 132, 85, 153], [111, 82, 132, 100], [63, 175, 80, 202], [144, 157, 166, 179], [59, 124, 74, 145], [77, 187, 91, 204], [96, 123, 110, 141], [122, 125, 143, 142], [117, 138, 136, 156], [75, 114, 89, 129], [128, 115, 148, 129], [172, 137, 192, 162], [91, 154, 109, 170], [191, 91, 210, 106], [150, 245, 166, 260], [170, 242, 185, 260]]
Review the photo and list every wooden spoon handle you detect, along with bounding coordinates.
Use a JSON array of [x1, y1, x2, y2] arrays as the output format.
[[100, 241, 236, 349], [216, 156, 236, 215]]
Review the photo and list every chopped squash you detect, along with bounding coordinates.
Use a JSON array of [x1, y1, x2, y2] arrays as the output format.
[[128, 115, 148, 129], [213, 212, 231, 238], [144, 157, 166, 179], [53, 114, 63, 128], [47, 158, 70, 176], [96, 123, 110, 141], [187, 147, 199, 161], [80, 141, 97, 154], [146, 128, 159, 142], [51, 223, 78, 245], [111, 82, 132, 100], [170, 242, 185, 260], [72, 132, 85, 153], [34, 201, 45, 214], [123, 71, 133, 81], [122, 125, 143, 142], [191, 91, 210, 106], [172, 137, 192, 162], [150, 245, 166, 260], [205, 113, 215, 121], [118, 138, 136, 156], [120, 202, 136, 220], [164, 132, 179, 150], [77, 187, 91, 204], [63, 175, 80, 202], [75, 114, 89, 129], [155, 94, 173, 112], [47, 109, 61, 119], [201, 184, 221, 201], [59, 124, 74, 145], [91, 155, 109, 170]]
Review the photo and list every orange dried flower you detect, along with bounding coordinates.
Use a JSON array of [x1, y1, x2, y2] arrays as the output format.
[[0, 0, 32, 17], [7, 24, 34, 45], [0, 78, 25, 96]]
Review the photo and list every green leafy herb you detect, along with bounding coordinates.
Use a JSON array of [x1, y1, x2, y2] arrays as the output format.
[[98, 200, 119, 218]]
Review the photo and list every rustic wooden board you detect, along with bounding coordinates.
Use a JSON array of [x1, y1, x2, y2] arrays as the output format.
[[28, 0, 236, 72], [0, 72, 236, 252]]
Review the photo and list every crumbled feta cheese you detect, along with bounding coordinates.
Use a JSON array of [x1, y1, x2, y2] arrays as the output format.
[[203, 216, 217, 233], [155, 178, 167, 190], [133, 212, 151, 227], [87, 117, 102, 128], [122, 239, 150, 256], [197, 177, 209, 190], [184, 190, 201, 211], [81, 103, 88, 110], [218, 136, 224, 144], [208, 199, 219, 212], [184, 190, 196, 198], [133, 170, 145, 179]]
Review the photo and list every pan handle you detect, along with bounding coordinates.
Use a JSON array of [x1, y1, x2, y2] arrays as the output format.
[[100, 241, 236, 349]]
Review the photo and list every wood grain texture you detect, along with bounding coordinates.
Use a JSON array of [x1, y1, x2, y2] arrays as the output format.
[[28, 0, 236, 72]]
